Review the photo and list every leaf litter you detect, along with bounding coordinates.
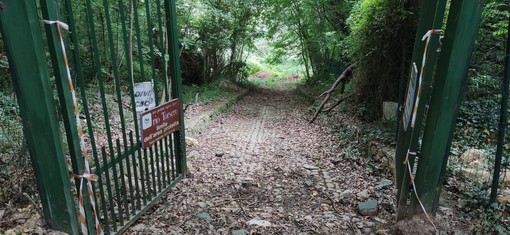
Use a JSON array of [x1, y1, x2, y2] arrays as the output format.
[[127, 84, 397, 234]]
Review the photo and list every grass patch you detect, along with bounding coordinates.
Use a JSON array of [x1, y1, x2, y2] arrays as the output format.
[[182, 84, 225, 104]]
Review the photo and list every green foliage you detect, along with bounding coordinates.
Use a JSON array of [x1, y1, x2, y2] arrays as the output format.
[[477, 203, 509, 234], [177, 0, 263, 84], [263, 0, 352, 83], [0, 92, 32, 207], [244, 61, 262, 76], [345, 0, 418, 120], [182, 84, 223, 104], [471, 0, 510, 77]]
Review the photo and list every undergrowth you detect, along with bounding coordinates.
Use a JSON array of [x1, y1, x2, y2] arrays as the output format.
[[448, 74, 510, 233], [182, 84, 224, 104]]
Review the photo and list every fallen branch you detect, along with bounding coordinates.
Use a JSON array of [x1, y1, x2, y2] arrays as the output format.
[[309, 63, 356, 123], [324, 94, 354, 113]]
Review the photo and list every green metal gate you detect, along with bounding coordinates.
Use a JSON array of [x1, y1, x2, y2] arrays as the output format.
[[0, 0, 186, 234]]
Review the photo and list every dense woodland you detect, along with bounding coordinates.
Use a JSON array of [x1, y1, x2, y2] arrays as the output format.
[[1, 0, 510, 233], [0, 0, 508, 118]]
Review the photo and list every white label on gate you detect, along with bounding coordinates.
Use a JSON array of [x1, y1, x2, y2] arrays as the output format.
[[134, 81, 156, 112], [142, 113, 152, 130], [402, 62, 418, 131]]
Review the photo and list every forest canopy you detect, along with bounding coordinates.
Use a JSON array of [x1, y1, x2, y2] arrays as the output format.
[[0, 0, 508, 120]]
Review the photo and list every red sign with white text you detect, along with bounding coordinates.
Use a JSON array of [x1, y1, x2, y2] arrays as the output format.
[[140, 99, 180, 148]]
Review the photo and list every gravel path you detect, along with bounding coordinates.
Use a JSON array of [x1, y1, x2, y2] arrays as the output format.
[[127, 84, 396, 234]]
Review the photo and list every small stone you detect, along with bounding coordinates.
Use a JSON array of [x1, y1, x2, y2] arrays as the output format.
[[248, 218, 272, 227], [197, 202, 207, 208], [303, 164, 319, 170], [232, 229, 248, 235], [196, 212, 212, 222], [374, 217, 387, 224], [305, 180, 314, 187], [357, 189, 370, 199], [340, 198, 350, 207], [460, 149, 486, 164], [374, 180, 393, 190], [341, 190, 355, 198], [326, 183, 334, 188], [242, 177, 254, 188], [358, 200, 378, 216], [330, 159, 342, 165], [259, 213, 272, 218], [356, 222, 364, 229], [304, 215, 313, 221], [381, 202, 394, 213], [497, 195, 510, 203], [383, 102, 398, 121], [185, 136, 198, 146], [215, 152, 225, 157]]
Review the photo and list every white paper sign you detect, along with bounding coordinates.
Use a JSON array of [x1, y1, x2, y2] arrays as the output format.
[[134, 81, 156, 112], [402, 63, 418, 131]]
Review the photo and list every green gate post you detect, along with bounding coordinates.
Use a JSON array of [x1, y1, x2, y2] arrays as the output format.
[[0, 1, 78, 234], [395, 0, 447, 220], [411, 0, 483, 215], [165, 0, 187, 174]]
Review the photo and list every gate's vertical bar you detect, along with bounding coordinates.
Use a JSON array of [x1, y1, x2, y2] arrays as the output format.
[[489, 13, 510, 204], [133, 0, 147, 87], [395, 0, 447, 220], [158, 139, 165, 191], [0, 1, 78, 233], [411, 0, 483, 215], [116, 139, 130, 221], [143, 148, 152, 200], [160, 137, 168, 187], [156, 0, 169, 101], [129, 131, 142, 210], [101, 147, 117, 232], [169, 136, 176, 180], [65, 0, 108, 230], [144, 0, 159, 104], [116, 0, 137, 215], [149, 146, 157, 197], [101, 0, 130, 155], [112, 140, 125, 225], [165, 0, 187, 174], [139, 146, 148, 205], [94, 151, 111, 234], [155, 142, 162, 191], [39, 0, 97, 232]]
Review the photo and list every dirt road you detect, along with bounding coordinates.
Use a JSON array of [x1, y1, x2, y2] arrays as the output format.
[[128, 83, 396, 234]]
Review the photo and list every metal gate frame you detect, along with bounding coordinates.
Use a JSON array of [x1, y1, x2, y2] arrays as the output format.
[[0, 0, 186, 234]]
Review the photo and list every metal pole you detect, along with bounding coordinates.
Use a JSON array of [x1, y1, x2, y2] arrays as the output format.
[[165, 0, 187, 174], [489, 12, 510, 204], [395, 0, 447, 220], [412, 0, 483, 214], [0, 1, 78, 233]]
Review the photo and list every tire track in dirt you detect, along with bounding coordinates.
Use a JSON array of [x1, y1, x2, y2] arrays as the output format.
[[247, 107, 268, 154]]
